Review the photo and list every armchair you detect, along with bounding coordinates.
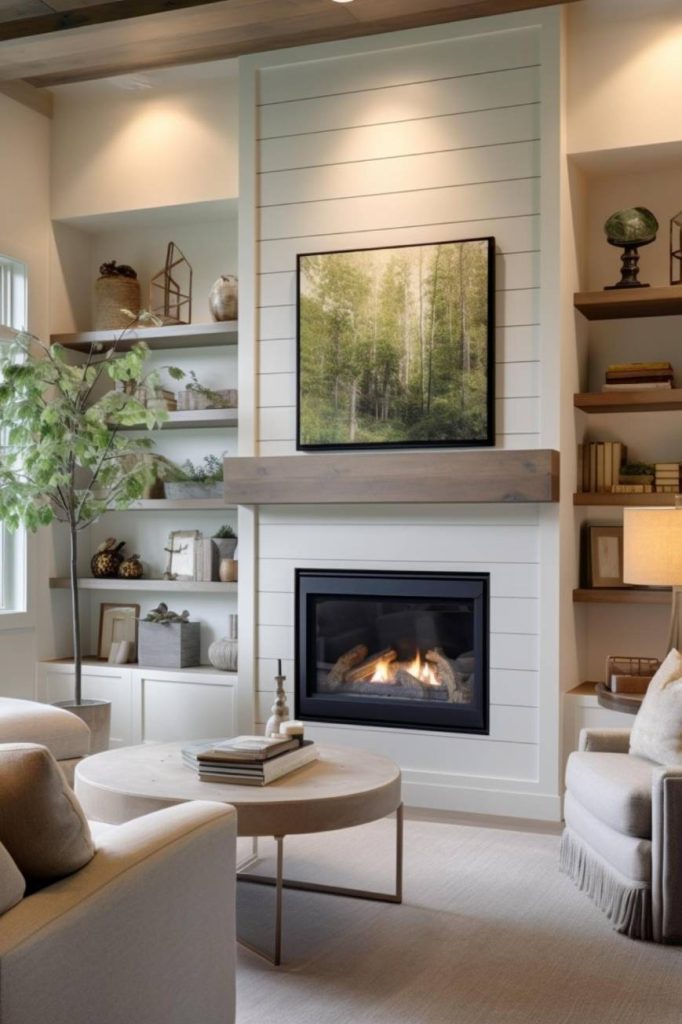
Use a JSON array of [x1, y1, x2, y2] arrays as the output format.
[[561, 727, 682, 943], [0, 800, 236, 1024], [0, 698, 90, 785]]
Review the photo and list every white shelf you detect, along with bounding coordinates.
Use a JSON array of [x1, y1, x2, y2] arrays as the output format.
[[49, 578, 237, 593], [118, 408, 238, 431], [42, 657, 238, 683], [52, 320, 237, 352], [129, 498, 233, 511]]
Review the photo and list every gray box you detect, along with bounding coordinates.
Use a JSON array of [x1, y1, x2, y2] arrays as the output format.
[[138, 621, 201, 668]]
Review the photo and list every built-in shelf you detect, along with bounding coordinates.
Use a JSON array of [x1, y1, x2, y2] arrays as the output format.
[[573, 492, 677, 507], [51, 321, 238, 352], [49, 578, 237, 593], [129, 498, 232, 511], [117, 408, 238, 431], [42, 656, 238, 681], [574, 389, 682, 413], [574, 285, 682, 321], [223, 449, 560, 505], [595, 682, 644, 715], [573, 587, 671, 605]]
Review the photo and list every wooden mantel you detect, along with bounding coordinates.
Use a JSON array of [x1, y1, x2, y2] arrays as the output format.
[[223, 449, 559, 505]]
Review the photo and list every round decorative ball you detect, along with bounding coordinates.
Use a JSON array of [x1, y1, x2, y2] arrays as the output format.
[[91, 545, 125, 579], [118, 554, 144, 580], [208, 636, 238, 672], [208, 275, 238, 322], [604, 208, 658, 247]]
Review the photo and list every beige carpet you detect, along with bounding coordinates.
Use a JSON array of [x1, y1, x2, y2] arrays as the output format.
[[235, 817, 681, 1024]]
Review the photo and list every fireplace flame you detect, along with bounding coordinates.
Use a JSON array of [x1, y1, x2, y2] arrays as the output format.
[[371, 651, 440, 686]]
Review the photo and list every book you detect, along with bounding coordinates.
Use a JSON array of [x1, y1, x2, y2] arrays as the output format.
[[601, 382, 673, 391], [607, 362, 672, 372], [198, 742, 319, 786], [182, 734, 301, 767]]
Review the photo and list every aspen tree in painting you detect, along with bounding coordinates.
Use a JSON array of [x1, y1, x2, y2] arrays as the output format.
[[296, 237, 494, 450]]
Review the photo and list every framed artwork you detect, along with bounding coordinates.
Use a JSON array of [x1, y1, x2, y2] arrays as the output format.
[[97, 603, 140, 661], [586, 525, 624, 588], [296, 237, 495, 451], [165, 529, 199, 581]]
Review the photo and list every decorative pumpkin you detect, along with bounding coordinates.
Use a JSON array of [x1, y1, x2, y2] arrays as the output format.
[[91, 538, 126, 578], [208, 614, 238, 672], [118, 554, 144, 580]]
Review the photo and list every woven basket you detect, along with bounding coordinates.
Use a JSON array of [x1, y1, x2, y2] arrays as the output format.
[[94, 276, 141, 330]]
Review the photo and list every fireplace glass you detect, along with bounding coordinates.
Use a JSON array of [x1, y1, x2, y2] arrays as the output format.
[[296, 570, 489, 733]]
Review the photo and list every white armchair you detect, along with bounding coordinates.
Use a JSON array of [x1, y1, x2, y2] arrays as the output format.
[[0, 800, 236, 1024], [0, 698, 90, 785], [561, 727, 682, 943]]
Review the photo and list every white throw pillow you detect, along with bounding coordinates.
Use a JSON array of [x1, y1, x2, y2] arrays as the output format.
[[0, 841, 25, 914], [629, 648, 682, 764]]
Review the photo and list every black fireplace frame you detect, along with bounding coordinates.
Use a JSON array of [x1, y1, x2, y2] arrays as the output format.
[[295, 569, 489, 734]]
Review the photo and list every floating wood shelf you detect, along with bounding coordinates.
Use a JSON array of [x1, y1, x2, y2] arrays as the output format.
[[574, 492, 677, 507], [574, 285, 682, 320], [574, 389, 682, 413], [49, 578, 237, 593], [117, 408, 238, 431], [573, 588, 671, 605], [51, 321, 238, 352], [223, 449, 560, 505]]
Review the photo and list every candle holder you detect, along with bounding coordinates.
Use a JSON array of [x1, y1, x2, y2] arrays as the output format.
[[265, 659, 290, 737]]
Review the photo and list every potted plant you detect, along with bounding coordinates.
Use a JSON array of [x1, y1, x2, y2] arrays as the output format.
[[138, 603, 200, 669], [0, 317, 171, 747], [212, 524, 237, 561], [164, 455, 224, 499]]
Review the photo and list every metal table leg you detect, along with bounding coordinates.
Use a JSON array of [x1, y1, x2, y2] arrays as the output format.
[[237, 805, 403, 966]]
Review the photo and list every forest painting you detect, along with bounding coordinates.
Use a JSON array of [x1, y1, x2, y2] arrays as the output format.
[[297, 237, 494, 450]]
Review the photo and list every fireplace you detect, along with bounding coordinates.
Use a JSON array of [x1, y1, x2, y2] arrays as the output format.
[[295, 570, 489, 733]]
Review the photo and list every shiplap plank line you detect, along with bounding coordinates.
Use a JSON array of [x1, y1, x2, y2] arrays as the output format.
[[258, 67, 540, 139], [259, 177, 539, 240], [256, 435, 541, 455], [258, 504, 539, 526], [259, 215, 540, 273], [260, 104, 540, 173], [257, 252, 539, 307], [258, 27, 540, 105], [259, 141, 539, 208]]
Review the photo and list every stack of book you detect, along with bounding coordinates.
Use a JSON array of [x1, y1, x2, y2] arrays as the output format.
[[182, 734, 318, 786], [601, 361, 674, 391], [578, 441, 627, 493], [655, 463, 681, 494]]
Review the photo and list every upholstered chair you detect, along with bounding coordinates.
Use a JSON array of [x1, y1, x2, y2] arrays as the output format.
[[0, 698, 90, 785], [561, 727, 682, 942]]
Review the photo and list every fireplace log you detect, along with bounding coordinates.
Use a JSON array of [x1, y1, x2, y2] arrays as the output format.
[[425, 649, 466, 703], [345, 648, 397, 684], [326, 644, 368, 691], [394, 667, 428, 698]]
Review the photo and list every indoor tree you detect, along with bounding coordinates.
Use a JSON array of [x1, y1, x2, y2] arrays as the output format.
[[0, 318, 177, 706]]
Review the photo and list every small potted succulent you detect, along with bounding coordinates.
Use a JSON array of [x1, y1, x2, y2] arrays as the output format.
[[212, 524, 237, 562], [138, 603, 200, 669], [619, 462, 655, 486], [95, 261, 141, 330]]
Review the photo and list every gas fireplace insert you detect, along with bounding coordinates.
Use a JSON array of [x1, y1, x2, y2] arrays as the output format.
[[295, 569, 489, 733]]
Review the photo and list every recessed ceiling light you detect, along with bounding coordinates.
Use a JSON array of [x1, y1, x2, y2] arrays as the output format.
[[331, 0, 355, 4]]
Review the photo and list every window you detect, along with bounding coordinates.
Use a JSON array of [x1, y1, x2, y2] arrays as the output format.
[[0, 254, 28, 617]]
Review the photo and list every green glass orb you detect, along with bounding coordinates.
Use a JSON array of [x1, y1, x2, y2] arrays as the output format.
[[604, 207, 658, 246]]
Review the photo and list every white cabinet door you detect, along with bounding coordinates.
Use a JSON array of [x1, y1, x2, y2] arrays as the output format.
[[135, 669, 237, 743], [36, 664, 134, 748]]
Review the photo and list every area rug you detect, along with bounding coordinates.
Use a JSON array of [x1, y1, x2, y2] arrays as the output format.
[[235, 817, 681, 1024]]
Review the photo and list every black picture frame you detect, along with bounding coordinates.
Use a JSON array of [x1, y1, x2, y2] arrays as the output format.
[[294, 239, 491, 452]]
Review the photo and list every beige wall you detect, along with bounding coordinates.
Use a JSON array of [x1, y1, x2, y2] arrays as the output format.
[[0, 93, 53, 698], [51, 64, 238, 221], [567, 0, 682, 155]]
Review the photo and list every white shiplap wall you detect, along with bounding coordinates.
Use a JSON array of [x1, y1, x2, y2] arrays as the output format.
[[242, 15, 561, 819]]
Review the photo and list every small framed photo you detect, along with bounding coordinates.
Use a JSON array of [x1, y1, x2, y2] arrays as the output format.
[[166, 529, 200, 581], [98, 603, 140, 661], [586, 525, 623, 588]]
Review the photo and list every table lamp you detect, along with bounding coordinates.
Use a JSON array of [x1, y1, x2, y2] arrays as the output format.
[[623, 506, 682, 651]]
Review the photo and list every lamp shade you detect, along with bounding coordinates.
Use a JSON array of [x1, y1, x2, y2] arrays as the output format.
[[623, 507, 682, 585]]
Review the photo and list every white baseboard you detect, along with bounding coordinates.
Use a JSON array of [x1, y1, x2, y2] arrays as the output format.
[[402, 773, 562, 822]]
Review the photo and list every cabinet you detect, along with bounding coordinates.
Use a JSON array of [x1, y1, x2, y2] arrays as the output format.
[[36, 661, 237, 747]]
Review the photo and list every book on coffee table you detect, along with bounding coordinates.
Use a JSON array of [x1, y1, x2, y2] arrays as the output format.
[[197, 741, 319, 786], [182, 734, 300, 769]]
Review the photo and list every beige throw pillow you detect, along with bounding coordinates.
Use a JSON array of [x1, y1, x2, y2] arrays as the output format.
[[0, 841, 25, 914], [0, 743, 95, 886], [629, 648, 682, 765]]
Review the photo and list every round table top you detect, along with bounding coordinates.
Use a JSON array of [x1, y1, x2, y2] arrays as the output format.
[[75, 742, 402, 838]]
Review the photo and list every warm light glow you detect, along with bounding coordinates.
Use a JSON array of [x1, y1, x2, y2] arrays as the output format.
[[331, 0, 355, 3], [623, 507, 682, 586], [371, 651, 439, 686]]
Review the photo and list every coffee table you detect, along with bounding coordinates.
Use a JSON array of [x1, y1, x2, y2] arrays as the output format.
[[75, 742, 402, 965]]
